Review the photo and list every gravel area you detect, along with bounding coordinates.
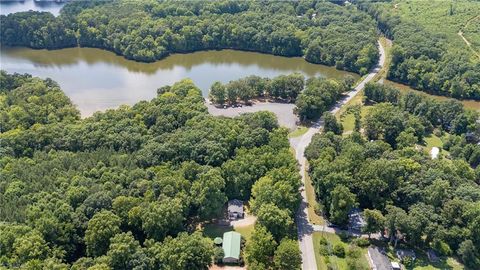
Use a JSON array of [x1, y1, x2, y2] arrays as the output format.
[[206, 100, 298, 130]]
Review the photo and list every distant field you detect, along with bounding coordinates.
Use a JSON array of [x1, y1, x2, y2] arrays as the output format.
[[391, 0, 480, 59]]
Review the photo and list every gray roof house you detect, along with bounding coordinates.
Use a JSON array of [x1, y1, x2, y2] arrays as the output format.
[[228, 199, 244, 219]]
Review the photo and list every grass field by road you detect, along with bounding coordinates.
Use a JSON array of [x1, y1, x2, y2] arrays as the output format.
[[289, 126, 309, 138], [313, 232, 369, 270], [305, 164, 325, 225]]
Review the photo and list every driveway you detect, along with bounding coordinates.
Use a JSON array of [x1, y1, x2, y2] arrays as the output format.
[[368, 247, 392, 270]]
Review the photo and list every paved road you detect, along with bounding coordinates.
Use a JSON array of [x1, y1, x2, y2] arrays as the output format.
[[291, 39, 386, 270]]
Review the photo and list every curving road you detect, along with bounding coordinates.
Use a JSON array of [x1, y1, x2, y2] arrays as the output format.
[[290, 39, 386, 270]]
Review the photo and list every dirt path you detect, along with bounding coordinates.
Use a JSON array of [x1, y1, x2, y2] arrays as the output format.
[[290, 39, 386, 270], [230, 215, 256, 227], [458, 15, 480, 59]]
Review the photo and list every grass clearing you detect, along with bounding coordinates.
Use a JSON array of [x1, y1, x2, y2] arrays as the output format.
[[313, 232, 369, 270], [305, 163, 325, 225], [233, 223, 254, 242], [423, 134, 444, 152], [289, 126, 309, 138], [203, 223, 233, 239], [203, 223, 255, 243]]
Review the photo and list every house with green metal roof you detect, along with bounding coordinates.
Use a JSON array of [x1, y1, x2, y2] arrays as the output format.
[[222, 231, 241, 263]]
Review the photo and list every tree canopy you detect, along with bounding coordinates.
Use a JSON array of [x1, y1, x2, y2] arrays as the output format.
[[0, 71, 301, 269]]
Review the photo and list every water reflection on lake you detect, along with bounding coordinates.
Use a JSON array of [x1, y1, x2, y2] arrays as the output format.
[[0, 46, 358, 117], [0, 0, 65, 16]]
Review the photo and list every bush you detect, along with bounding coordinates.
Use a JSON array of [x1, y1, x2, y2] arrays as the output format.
[[214, 247, 224, 264], [333, 244, 345, 258], [347, 257, 369, 270], [338, 232, 350, 242], [433, 240, 452, 256], [314, 203, 324, 216], [352, 237, 370, 247], [319, 237, 328, 245], [346, 244, 362, 258]]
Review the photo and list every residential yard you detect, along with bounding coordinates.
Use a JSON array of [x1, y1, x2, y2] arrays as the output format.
[[233, 224, 254, 242], [305, 164, 325, 225], [412, 256, 464, 270], [202, 222, 255, 242], [339, 102, 372, 134], [370, 240, 464, 270], [313, 232, 370, 270], [203, 223, 233, 239]]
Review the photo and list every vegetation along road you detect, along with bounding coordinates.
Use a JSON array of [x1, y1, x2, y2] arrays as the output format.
[[290, 39, 386, 270]]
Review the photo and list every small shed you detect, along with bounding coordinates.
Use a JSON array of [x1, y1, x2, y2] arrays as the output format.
[[348, 208, 366, 231], [228, 199, 244, 219], [214, 237, 223, 246], [391, 262, 401, 270], [222, 231, 241, 264]]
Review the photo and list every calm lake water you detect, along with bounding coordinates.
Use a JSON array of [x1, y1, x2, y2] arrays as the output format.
[[0, 0, 65, 16], [0, 46, 358, 117]]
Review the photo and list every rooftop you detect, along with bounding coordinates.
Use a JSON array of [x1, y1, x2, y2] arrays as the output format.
[[222, 231, 241, 260], [228, 199, 244, 214]]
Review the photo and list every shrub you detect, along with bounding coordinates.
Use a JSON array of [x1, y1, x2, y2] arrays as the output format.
[[333, 244, 345, 258], [346, 244, 362, 258], [319, 237, 328, 245], [352, 237, 370, 247], [314, 203, 324, 216], [319, 244, 330, 256], [214, 247, 224, 264]]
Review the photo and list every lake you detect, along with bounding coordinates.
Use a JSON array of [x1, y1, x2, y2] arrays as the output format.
[[0, 0, 65, 16], [0, 46, 358, 117]]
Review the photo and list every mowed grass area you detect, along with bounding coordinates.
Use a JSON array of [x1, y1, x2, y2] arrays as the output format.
[[305, 164, 325, 225], [423, 133, 444, 153], [203, 224, 233, 239], [312, 232, 369, 270], [234, 224, 254, 242], [288, 126, 309, 138], [412, 257, 464, 270]]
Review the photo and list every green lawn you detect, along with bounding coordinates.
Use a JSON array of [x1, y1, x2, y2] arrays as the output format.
[[202, 223, 233, 239], [305, 164, 325, 225], [203, 223, 255, 242], [413, 256, 464, 270], [312, 232, 369, 270], [234, 224, 254, 242], [289, 126, 309, 138], [423, 134, 445, 154]]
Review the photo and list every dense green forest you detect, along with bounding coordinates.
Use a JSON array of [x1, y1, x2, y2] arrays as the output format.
[[359, 0, 480, 100], [306, 83, 480, 268], [0, 71, 301, 269], [0, 0, 379, 74]]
